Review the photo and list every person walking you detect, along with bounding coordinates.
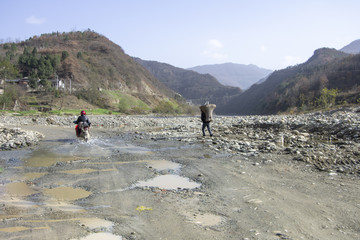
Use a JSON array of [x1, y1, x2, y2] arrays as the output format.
[[201, 108, 213, 137]]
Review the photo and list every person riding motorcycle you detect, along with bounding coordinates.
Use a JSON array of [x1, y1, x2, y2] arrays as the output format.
[[73, 110, 91, 137]]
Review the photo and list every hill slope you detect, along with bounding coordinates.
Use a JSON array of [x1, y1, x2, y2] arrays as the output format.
[[0, 30, 178, 109], [340, 39, 360, 54], [218, 48, 360, 115], [188, 63, 272, 89], [134, 58, 242, 110]]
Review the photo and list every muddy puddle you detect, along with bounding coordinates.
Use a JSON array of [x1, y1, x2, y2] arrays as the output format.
[[5, 182, 37, 197], [24, 149, 82, 167], [136, 175, 201, 190], [72, 232, 123, 240], [137, 159, 201, 190], [71, 217, 122, 240], [145, 159, 181, 171], [43, 186, 92, 201]]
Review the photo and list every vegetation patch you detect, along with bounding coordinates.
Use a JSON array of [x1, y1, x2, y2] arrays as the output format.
[[103, 90, 150, 114]]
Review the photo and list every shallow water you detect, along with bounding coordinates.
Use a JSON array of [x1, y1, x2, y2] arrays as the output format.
[[145, 159, 181, 171], [0, 130, 201, 239], [43, 186, 92, 201], [72, 232, 122, 240], [136, 174, 201, 190], [5, 182, 37, 197]]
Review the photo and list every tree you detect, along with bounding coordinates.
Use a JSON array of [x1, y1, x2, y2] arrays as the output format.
[[61, 51, 69, 61], [0, 60, 19, 79], [10, 43, 17, 52], [18, 47, 37, 76], [40, 79, 51, 90], [0, 84, 24, 110], [77, 52, 83, 59], [32, 47, 37, 55], [316, 88, 338, 108], [37, 55, 54, 79]]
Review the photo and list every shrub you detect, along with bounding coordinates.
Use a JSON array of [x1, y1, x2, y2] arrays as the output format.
[[316, 88, 338, 108], [152, 99, 180, 114]]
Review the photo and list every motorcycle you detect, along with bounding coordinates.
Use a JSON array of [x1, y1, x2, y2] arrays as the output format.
[[74, 121, 91, 142]]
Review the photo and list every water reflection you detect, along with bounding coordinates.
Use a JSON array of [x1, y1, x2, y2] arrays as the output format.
[[136, 175, 201, 190]]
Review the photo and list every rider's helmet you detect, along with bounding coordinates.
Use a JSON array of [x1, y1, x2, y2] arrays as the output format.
[[81, 110, 86, 115]]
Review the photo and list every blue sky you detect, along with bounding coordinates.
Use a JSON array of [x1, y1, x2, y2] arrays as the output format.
[[1, 0, 359, 70]]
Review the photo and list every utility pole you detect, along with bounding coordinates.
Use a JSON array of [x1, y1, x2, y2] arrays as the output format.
[[1, 66, 6, 110], [56, 75, 59, 90]]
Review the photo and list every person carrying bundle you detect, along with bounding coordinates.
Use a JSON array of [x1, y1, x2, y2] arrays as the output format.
[[200, 103, 216, 137]]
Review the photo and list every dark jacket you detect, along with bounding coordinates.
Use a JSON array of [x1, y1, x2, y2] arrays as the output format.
[[201, 111, 208, 123], [75, 115, 91, 126]]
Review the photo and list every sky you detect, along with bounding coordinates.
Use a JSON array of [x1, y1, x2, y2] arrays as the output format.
[[1, 0, 360, 70]]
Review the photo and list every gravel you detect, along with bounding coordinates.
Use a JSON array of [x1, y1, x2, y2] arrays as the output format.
[[1, 106, 359, 174]]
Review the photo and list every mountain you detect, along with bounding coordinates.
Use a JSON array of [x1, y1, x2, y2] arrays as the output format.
[[188, 63, 272, 89], [0, 30, 180, 110], [134, 58, 242, 110], [340, 39, 360, 54], [218, 48, 360, 115]]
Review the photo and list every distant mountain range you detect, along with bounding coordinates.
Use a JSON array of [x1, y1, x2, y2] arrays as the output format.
[[218, 47, 360, 115], [134, 58, 242, 109], [340, 39, 360, 54], [188, 63, 272, 89]]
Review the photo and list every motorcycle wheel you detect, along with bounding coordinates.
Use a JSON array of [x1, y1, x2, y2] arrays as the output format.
[[84, 132, 90, 142]]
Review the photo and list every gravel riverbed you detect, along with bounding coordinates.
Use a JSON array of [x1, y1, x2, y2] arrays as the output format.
[[1, 106, 360, 175], [0, 107, 360, 240]]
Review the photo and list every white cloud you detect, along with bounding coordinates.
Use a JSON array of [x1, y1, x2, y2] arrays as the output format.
[[208, 39, 224, 48], [202, 39, 228, 61], [260, 45, 267, 52], [26, 16, 46, 25]]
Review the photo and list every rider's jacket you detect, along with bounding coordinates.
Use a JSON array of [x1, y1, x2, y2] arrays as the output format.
[[75, 115, 91, 126]]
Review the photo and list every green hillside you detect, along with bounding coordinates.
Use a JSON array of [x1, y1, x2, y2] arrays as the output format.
[[218, 48, 360, 115], [0, 30, 191, 114]]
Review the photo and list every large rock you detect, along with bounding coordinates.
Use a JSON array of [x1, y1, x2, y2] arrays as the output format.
[[0, 127, 44, 150]]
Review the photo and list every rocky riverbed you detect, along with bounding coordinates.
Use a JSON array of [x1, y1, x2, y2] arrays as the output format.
[[0, 107, 360, 240], [0, 125, 44, 150], [1, 107, 359, 175]]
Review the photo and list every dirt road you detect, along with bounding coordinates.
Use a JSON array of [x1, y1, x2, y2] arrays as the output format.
[[0, 125, 359, 240]]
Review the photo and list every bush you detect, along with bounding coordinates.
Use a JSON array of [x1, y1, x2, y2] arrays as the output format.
[[316, 88, 338, 108], [0, 84, 26, 110], [74, 88, 108, 108], [152, 99, 180, 114]]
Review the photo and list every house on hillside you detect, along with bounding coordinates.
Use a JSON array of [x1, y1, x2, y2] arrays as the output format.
[[0, 78, 30, 94], [48, 77, 65, 89], [0, 77, 66, 93]]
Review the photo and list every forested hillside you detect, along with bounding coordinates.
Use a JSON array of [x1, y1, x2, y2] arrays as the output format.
[[0, 30, 189, 113], [134, 58, 242, 110], [218, 48, 360, 115]]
